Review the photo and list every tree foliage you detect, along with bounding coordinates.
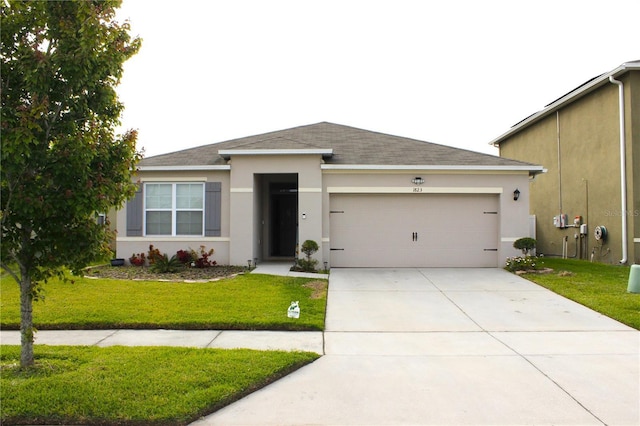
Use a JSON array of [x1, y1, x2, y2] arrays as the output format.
[[1, 0, 142, 367]]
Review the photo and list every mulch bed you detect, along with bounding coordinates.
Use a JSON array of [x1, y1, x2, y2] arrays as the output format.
[[514, 268, 554, 275], [85, 265, 247, 282]]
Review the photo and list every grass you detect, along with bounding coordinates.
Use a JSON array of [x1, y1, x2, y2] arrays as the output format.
[[0, 273, 327, 331], [518, 258, 639, 330], [1, 270, 326, 423], [0, 345, 319, 425]]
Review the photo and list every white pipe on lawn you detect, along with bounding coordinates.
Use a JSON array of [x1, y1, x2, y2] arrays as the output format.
[[609, 75, 628, 264]]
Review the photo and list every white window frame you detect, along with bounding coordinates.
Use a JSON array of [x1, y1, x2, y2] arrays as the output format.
[[143, 182, 205, 236]]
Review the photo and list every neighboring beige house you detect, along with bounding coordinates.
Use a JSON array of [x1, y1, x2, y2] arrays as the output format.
[[492, 60, 639, 264], [115, 122, 543, 267]]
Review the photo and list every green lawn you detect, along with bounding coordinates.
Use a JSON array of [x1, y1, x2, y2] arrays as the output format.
[[1, 271, 326, 424], [518, 258, 640, 330], [0, 273, 327, 331], [1, 345, 319, 425]]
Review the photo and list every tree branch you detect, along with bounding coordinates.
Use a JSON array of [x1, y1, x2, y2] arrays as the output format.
[[0, 260, 21, 285]]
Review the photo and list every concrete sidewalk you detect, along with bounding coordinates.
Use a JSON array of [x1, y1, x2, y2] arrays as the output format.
[[252, 261, 329, 279], [0, 329, 324, 353], [193, 268, 640, 426]]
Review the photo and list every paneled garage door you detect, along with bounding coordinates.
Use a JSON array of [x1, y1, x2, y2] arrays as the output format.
[[329, 193, 499, 267]]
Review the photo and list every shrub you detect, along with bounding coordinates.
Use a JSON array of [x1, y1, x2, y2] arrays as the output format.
[[505, 255, 543, 272], [129, 252, 145, 266], [296, 240, 319, 272], [176, 249, 196, 265], [300, 240, 319, 258], [150, 254, 183, 273], [513, 237, 536, 255], [147, 245, 162, 264], [191, 246, 216, 268]]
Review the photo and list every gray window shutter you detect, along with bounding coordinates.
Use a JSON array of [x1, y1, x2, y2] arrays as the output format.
[[126, 185, 143, 236], [205, 182, 221, 236]]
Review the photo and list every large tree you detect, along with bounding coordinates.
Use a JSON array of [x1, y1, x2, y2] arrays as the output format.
[[1, 0, 142, 367]]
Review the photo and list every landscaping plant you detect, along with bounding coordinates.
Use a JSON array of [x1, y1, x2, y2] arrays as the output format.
[[129, 252, 146, 266], [513, 237, 536, 255], [504, 255, 543, 272], [296, 240, 319, 272], [150, 254, 183, 273]]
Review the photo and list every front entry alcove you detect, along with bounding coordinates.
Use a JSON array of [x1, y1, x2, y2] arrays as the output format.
[[255, 174, 299, 261]]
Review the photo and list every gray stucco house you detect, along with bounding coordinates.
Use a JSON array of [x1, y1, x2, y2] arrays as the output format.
[[115, 122, 543, 267], [492, 60, 639, 264]]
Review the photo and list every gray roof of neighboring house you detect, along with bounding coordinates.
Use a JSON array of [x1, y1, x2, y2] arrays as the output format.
[[491, 60, 640, 146], [139, 122, 540, 170]]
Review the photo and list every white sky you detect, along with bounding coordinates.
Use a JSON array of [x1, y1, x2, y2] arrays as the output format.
[[115, 0, 639, 158]]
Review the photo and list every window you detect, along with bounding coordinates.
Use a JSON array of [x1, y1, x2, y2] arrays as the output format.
[[144, 183, 204, 235], [127, 181, 220, 238]]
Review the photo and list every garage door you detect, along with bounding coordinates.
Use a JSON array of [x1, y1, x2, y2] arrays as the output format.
[[329, 193, 499, 267]]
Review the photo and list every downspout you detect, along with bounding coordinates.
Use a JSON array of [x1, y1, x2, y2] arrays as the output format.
[[608, 75, 628, 264], [556, 111, 562, 213]]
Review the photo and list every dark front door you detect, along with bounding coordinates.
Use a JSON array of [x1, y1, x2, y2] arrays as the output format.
[[270, 184, 297, 257]]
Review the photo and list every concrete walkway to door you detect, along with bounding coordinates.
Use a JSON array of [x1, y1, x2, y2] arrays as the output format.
[[193, 268, 639, 426]]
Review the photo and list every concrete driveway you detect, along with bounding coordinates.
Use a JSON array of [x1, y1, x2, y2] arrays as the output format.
[[193, 268, 639, 425]]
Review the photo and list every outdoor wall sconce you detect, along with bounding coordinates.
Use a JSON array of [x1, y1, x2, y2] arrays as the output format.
[[513, 188, 520, 201], [411, 177, 425, 185]]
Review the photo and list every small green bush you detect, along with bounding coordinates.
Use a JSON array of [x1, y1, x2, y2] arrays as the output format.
[[513, 237, 536, 255], [296, 240, 319, 272]]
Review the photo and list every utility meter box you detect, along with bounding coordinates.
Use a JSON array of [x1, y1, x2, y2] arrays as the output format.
[[554, 214, 568, 228]]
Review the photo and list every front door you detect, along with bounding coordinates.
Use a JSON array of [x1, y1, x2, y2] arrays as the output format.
[[270, 183, 298, 257]]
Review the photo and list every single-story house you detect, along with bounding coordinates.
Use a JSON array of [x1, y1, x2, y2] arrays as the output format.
[[492, 60, 639, 264], [115, 122, 543, 267]]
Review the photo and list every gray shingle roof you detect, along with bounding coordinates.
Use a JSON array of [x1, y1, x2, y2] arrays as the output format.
[[140, 122, 538, 169]]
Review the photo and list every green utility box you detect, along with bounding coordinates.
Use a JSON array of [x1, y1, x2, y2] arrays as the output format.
[[628, 265, 640, 294]]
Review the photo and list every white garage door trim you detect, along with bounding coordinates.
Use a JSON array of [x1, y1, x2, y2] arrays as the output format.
[[327, 186, 503, 194]]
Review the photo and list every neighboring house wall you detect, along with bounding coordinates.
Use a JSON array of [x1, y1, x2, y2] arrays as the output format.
[[497, 69, 639, 264]]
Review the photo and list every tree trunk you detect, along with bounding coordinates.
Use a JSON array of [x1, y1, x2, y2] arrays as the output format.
[[19, 271, 35, 368]]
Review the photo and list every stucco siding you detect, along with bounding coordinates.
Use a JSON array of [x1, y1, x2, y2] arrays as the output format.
[[630, 72, 640, 263], [499, 71, 638, 263]]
